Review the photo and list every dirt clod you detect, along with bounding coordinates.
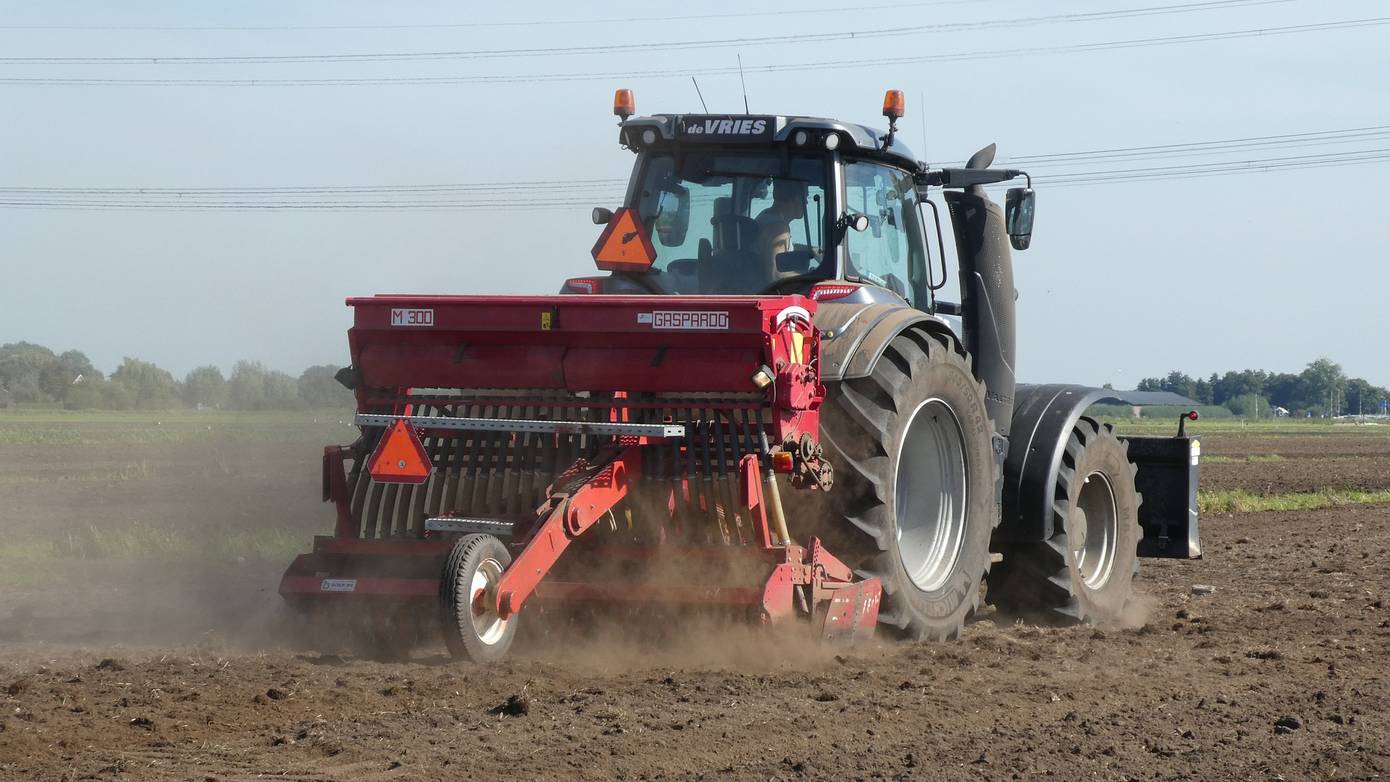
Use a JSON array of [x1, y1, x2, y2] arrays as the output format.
[[491, 693, 530, 717]]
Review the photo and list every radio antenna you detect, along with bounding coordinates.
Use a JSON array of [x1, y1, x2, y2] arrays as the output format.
[[691, 76, 710, 113], [737, 54, 750, 114], [919, 91, 928, 154]]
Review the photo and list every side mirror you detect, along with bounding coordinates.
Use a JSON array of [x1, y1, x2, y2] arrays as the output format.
[[839, 212, 870, 233], [1004, 187, 1035, 251], [591, 207, 614, 225], [652, 186, 690, 247]]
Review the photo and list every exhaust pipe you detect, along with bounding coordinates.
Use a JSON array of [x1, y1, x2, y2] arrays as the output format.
[[942, 184, 1017, 436]]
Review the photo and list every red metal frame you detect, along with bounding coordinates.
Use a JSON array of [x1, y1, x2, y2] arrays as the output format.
[[492, 445, 642, 618], [282, 292, 878, 642]]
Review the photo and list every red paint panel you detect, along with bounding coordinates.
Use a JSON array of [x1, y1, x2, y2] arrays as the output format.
[[563, 348, 761, 393], [358, 343, 567, 389]]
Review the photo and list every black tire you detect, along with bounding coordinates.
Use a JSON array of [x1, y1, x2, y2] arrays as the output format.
[[811, 330, 998, 641], [987, 417, 1141, 624], [441, 534, 518, 663]]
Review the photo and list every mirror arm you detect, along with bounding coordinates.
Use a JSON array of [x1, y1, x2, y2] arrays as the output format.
[[917, 167, 1028, 189]]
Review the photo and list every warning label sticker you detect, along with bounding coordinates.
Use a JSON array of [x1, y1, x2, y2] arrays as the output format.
[[642, 311, 730, 330], [390, 308, 434, 327]]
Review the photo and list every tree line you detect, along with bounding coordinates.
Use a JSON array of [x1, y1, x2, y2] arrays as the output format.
[[1136, 358, 1388, 418], [0, 342, 354, 410]]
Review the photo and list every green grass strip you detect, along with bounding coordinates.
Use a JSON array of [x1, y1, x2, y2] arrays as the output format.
[[1199, 488, 1390, 514]]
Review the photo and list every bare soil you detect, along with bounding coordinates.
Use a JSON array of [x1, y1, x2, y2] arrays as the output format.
[[3, 429, 1390, 781]]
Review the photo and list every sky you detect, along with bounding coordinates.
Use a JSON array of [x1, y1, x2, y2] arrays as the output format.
[[1, 0, 1387, 388]]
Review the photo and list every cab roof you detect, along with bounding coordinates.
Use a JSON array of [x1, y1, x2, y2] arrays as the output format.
[[620, 114, 920, 171]]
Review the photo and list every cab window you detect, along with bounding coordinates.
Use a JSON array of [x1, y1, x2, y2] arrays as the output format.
[[843, 161, 929, 306], [634, 152, 828, 294]]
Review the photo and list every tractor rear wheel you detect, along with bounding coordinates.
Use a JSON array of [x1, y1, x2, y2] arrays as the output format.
[[441, 534, 518, 663], [813, 330, 997, 641], [987, 417, 1141, 624]]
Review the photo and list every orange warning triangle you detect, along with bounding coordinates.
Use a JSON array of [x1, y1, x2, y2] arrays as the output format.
[[367, 419, 432, 484], [591, 207, 656, 271]]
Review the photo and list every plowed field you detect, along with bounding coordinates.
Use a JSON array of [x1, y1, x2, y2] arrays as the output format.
[[3, 414, 1389, 781]]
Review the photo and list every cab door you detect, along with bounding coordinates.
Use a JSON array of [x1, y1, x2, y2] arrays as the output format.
[[841, 160, 933, 309]]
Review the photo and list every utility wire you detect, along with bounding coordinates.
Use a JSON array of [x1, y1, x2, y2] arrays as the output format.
[[3, 16, 1378, 88], [1003, 124, 1390, 164], [7, 148, 1390, 210], [0, 0, 1289, 65], [0, 1, 1001, 32]]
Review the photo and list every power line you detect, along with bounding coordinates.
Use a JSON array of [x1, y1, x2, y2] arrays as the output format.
[[0, 1, 1000, 32], [1006, 125, 1390, 170], [3, 16, 1378, 88], [0, 1, 1288, 65], [7, 146, 1390, 211]]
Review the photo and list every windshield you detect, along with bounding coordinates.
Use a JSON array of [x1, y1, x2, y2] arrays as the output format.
[[632, 151, 829, 294]]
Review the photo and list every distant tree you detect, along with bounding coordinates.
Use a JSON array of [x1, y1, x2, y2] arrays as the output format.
[[1226, 393, 1270, 418], [297, 365, 353, 408], [264, 370, 301, 409], [228, 360, 269, 410], [1192, 377, 1213, 405], [0, 342, 58, 402], [183, 366, 228, 408], [1211, 369, 1268, 407], [1263, 373, 1301, 410], [100, 378, 135, 410], [1345, 377, 1390, 416], [228, 360, 301, 410], [110, 357, 180, 409], [1299, 358, 1346, 415], [1136, 377, 1163, 392]]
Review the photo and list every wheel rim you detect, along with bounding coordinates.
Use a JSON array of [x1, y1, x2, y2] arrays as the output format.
[[1069, 471, 1119, 590], [469, 557, 509, 646], [895, 398, 970, 593]]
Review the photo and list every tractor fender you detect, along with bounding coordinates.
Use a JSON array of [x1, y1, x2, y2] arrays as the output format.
[[997, 383, 1110, 543], [815, 301, 957, 383]]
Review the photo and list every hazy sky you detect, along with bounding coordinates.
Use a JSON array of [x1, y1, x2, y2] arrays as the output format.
[[2, 0, 1386, 388]]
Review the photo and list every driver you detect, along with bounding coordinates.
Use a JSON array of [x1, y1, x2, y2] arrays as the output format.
[[754, 179, 807, 280]]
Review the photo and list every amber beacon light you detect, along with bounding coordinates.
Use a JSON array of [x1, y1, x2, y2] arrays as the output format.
[[613, 88, 636, 120]]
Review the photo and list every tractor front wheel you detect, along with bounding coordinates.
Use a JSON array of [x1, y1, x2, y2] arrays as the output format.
[[441, 534, 518, 663], [814, 330, 998, 641]]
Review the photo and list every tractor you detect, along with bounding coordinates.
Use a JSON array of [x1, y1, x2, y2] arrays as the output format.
[[280, 89, 1202, 661]]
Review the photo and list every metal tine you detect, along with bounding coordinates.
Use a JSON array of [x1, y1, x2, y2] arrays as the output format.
[[667, 402, 687, 542], [512, 403, 534, 517], [683, 407, 704, 542], [695, 408, 724, 543], [711, 407, 741, 544], [482, 403, 510, 515], [359, 401, 394, 539], [536, 400, 557, 509], [348, 438, 373, 538], [454, 401, 479, 516], [439, 401, 465, 516], [425, 401, 453, 518], [466, 403, 493, 516], [405, 402, 436, 537], [501, 403, 523, 517]]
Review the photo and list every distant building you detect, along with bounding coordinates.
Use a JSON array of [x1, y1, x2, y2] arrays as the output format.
[[1095, 390, 1202, 419]]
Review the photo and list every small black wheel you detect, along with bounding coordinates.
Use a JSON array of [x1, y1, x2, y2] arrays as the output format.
[[988, 417, 1141, 624], [441, 534, 518, 663]]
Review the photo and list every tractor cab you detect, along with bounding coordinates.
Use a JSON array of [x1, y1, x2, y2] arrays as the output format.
[[572, 90, 970, 312]]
